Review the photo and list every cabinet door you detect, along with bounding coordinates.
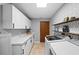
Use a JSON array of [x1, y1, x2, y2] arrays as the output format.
[[25, 17, 31, 29], [27, 19, 31, 29], [0, 35, 12, 55], [12, 6, 25, 29], [20, 12, 26, 29], [24, 42, 28, 55], [25, 17, 29, 29], [2, 5, 13, 29], [28, 38, 33, 53], [24, 41, 29, 55], [26, 39, 31, 54]]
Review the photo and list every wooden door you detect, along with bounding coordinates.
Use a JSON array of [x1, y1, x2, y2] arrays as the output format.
[[40, 21, 49, 42]]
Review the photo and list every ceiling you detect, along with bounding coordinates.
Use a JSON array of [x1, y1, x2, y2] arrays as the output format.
[[13, 3, 64, 19]]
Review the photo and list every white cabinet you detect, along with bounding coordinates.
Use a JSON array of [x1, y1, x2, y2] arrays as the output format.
[[0, 34, 12, 55], [2, 4, 31, 29], [25, 17, 31, 29], [2, 5, 13, 29], [24, 39, 31, 54], [12, 6, 26, 29], [12, 34, 33, 55], [12, 45, 25, 55]]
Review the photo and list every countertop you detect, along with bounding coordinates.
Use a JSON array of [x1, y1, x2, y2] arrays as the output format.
[[11, 32, 33, 46]]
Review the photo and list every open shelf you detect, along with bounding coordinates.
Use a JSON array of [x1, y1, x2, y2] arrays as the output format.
[[54, 18, 79, 26], [53, 17, 79, 36], [55, 31, 79, 36]]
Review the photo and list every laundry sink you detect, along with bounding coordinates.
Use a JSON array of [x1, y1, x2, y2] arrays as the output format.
[[46, 36, 62, 41]]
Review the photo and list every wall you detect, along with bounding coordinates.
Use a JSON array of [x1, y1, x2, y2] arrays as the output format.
[[31, 18, 50, 43], [51, 3, 79, 39], [52, 3, 79, 24]]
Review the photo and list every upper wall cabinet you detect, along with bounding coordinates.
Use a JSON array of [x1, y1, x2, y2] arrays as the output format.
[[2, 4, 31, 29], [25, 17, 31, 29]]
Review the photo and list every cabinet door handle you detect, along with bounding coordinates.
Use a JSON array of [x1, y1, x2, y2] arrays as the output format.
[[13, 23, 14, 28], [22, 49, 24, 54], [30, 40, 32, 43]]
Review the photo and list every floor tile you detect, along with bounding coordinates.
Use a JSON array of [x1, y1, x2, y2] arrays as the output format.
[[30, 42, 45, 55]]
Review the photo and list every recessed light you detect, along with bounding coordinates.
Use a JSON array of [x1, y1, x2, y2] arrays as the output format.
[[36, 3, 47, 8]]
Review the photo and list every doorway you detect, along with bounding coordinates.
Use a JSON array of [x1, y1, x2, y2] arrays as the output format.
[[40, 21, 50, 42]]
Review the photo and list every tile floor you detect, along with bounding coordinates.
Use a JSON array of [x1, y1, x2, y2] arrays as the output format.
[[30, 42, 45, 55]]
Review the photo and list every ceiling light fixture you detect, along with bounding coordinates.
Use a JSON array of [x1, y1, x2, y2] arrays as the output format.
[[36, 3, 47, 8]]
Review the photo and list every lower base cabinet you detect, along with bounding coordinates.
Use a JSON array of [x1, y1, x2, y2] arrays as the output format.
[[12, 36, 33, 55], [12, 45, 24, 55], [0, 34, 12, 55]]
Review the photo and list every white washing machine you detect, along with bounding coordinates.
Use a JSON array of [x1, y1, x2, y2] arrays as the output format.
[[45, 36, 64, 55]]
